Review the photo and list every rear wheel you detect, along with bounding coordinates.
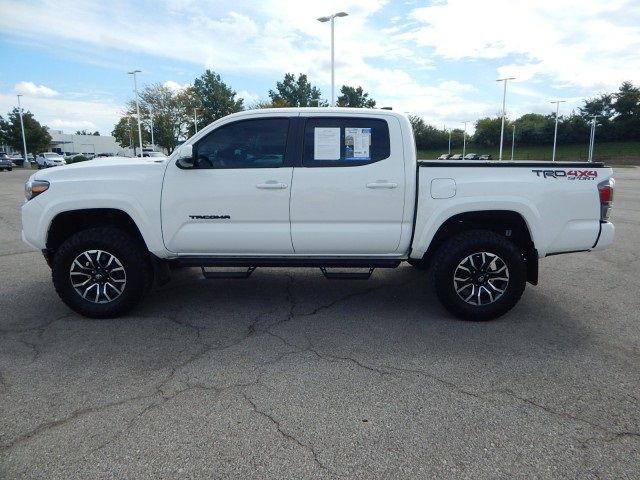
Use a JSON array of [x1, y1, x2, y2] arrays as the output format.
[[432, 230, 526, 321], [52, 227, 151, 318]]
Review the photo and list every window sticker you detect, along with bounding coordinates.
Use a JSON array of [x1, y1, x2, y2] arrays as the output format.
[[314, 127, 341, 160], [345, 127, 371, 160]]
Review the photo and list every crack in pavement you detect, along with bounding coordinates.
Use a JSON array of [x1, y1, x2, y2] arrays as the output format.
[[242, 393, 338, 477]]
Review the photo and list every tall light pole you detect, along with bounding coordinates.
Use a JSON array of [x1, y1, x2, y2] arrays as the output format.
[[496, 77, 515, 161], [317, 11, 348, 107], [462, 121, 468, 158], [194, 108, 199, 134], [550, 100, 566, 162], [149, 111, 155, 151], [16, 95, 30, 168], [127, 116, 133, 155], [128, 70, 144, 156], [448, 129, 452, 155], [511, 123, 516, 161], [588, 115, 598, 162]]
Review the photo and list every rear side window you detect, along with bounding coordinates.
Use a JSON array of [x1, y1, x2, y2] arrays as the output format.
[[194, 118, 290, 169], [303, 117, 390, 167]]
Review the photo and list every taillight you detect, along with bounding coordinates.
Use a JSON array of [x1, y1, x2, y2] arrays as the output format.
[[597, 178, 614, 221]]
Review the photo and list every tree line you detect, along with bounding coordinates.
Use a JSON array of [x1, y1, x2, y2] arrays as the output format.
[[411, 81, 640, 152], [1, 73, 637, 157], [112, 70, 376, 154]]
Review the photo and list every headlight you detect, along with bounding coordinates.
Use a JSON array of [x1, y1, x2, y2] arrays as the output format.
[[25, 180, 50, 200]]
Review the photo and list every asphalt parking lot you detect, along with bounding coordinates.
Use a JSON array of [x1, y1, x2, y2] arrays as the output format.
[[1, 167, 638, 479]]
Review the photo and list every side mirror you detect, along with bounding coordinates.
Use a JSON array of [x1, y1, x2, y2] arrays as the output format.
[[175, 144, 194, 169]]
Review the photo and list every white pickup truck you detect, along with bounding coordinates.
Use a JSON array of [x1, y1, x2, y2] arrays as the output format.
[[21, 108, 615, 320]]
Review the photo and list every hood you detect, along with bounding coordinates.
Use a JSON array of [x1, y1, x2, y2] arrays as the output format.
[[32, 156, 168, 182]]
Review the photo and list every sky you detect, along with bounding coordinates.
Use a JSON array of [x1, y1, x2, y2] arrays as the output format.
[[0, 0, 638, 136]]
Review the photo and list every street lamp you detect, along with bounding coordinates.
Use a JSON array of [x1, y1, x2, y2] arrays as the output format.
[[127, 70, 144, 156], [16, 94, 30, 169], [462, 121, 469, 158], [588, 115, 598, 162], [550, 100, 566, 162], [511, 123, 516, 161], [317, 11, 348, 107], [149, 111, 155, 151], [496, 77, 515, 161]]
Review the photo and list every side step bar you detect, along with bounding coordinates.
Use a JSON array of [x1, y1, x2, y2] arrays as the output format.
[[177, 257, 401, 269], [320, 267, 375, 280], [185, 257, 402, 281], [201, 267, 256, 279]]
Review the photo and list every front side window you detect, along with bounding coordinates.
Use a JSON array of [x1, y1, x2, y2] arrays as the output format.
[[194, 118, 289, 169], [303, 117, 390, 167]]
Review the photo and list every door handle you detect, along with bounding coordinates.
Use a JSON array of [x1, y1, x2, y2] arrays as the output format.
[[256, 181, 288, 190], [366, 181, 398, 189]]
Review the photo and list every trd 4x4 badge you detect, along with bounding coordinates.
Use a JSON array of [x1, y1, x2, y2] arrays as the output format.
[[532, 169, 598, 180]]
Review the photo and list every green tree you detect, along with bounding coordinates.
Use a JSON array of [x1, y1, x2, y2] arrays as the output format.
[[408, 115, 450, 151], [612, 81, 640, 140], [192, 70, 244, 129], [0, 115, 7, 146], [473, 117, 504, 147], [134, 83, 192, 153], [4, 108, 51, 154], [249, 98, 291, 109], [268, 73, 324, 107], [111, 115, 150, 156], [513, 113, 554, 145], [337, 85, 376, 108]]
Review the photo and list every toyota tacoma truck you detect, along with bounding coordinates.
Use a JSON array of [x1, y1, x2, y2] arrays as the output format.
[[21, 108, 615, 320]]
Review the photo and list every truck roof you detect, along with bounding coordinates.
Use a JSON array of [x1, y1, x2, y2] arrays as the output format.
[[224, 107, 408, 120]]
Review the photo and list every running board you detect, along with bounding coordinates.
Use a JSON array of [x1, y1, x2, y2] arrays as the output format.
[[320, 267, 375, 280], [174, 257, 401, 269], [201, 266, 256, 279]]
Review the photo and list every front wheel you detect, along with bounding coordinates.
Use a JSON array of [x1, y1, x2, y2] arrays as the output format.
[[52, 227, 151, 318], [432, 230, 527, 321]]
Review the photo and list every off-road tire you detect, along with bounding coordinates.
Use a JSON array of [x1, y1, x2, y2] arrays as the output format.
[[52, 227, 151, 318], [432, 230, 526, 321]]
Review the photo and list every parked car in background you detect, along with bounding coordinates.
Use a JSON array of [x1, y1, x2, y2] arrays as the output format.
[[437, 154, 452, 160], [479, 154, 492, 160], [450, 154, 463, 160], [142, 151, 168, 158], [0, 154, 13, 171], [36, 152, 67, 169], [8, 154, 26, 166], [464, 153, 479, 160]]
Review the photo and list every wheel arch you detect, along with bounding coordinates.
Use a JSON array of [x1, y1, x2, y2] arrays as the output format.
[[419, 210, 538, 285], [46, 208, 148, 255]]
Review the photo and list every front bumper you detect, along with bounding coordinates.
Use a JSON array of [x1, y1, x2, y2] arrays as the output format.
[[21, 198, 46, 250]]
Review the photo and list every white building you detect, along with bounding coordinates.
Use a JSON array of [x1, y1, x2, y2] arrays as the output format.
[[48, 130, 134, 157]]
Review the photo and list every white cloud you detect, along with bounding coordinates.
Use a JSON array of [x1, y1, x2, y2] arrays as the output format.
[[48, 119, 97, 130], [163, 80, 190, 92], [0, 93, 122, 136], [14, 81, 59, 97], [237, 90, 260, 105], [0, 0, 638, 130], [403, 0, 640, 89]]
